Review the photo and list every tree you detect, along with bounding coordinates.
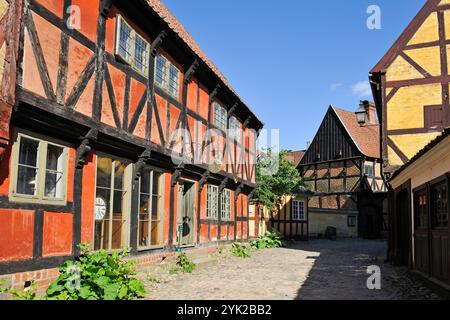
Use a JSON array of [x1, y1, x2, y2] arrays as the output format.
[[255, 149, 303, 211]]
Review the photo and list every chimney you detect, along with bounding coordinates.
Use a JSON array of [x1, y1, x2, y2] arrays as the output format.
[[361, 100, 377, 125]]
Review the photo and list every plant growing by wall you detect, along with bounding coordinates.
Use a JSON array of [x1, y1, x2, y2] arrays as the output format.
[[256, 149, 303, 211], [45, 244, 146, 300], [230, 243, 251, 258], [176, 253, 196, 273], [0, 280, 39, 300], [250, 231, 284, 250]]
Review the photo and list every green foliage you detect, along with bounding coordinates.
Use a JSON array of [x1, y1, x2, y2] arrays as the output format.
[[256, 149, 304, 211], [230, 243, 251, 258], [251, 231, 284, 250], [45, 243, 146, 300], [176, 253, 196, 273], [0, 280, 39, 300], [147, 275, 159, 284], [169, 266, 180, 275]]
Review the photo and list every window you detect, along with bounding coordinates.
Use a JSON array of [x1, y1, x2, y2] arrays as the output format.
[[138, 168, 163, 249], [154, 53, 180, 98], [414, 190, 428, 229], [430, 181, 448, 229], [424, 105, 443, 130], [364, 163, 374, 177], [115, 15, 150, 75], [94, 156, 130, 251], [214, 102, 227, 131], [229, 116, 241, 141], [348, 216, 357, 227], [206, 185, 219, 219], [292, 200, 305, 221], [221, 189, 231, 220], [10, 131, 69, 204]]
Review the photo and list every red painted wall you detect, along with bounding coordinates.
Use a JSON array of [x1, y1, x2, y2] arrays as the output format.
[[42, 212, 73, 257], [0, 209, 34, 262]]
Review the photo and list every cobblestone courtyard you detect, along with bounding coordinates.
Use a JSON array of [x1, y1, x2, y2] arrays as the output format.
[[140, 239, 442, 300]]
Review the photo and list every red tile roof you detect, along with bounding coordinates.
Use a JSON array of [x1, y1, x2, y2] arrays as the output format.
[[144, 0, 263, 128], [285, 150, 305, 167], [333, 107, 380, 159]]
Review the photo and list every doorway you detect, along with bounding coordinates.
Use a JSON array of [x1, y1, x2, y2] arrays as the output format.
[[396, 189, 411, 266], [177, 180, 196, 246]]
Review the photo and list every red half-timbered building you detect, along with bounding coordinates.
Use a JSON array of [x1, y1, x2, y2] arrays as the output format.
[[0, 0, 263, 277]]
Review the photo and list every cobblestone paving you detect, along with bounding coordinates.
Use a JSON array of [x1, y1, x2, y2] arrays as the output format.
[[140, 239, 443, 300]]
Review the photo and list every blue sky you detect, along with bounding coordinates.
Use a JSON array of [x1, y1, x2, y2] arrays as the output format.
[[163, 0, 426, 151]]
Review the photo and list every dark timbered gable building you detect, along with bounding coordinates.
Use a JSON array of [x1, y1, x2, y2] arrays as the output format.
[[298, 102, 387, 239], [0, 0, 263, 278]]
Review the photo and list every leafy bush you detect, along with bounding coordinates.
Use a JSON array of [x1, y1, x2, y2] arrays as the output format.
[[251, 231, 284, 250], [176, 253, 196, 273], [0, 280, 39, 300], [45, 244, 146, 300], [230, 243, 250, 258]]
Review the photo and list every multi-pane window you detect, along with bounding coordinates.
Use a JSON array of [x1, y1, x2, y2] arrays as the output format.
[[364, 163, 374, 177], [221, 189, 231, 220], [414, 190, 428, 229], [292, 200, 305, 221], [154, 53, 180, 98], [11, 132, 68, 204], [115, 15, 149, 75], [229, 116, 241, 141], [214, 102, 227, 131], [430, 181, 448, 229], [206, 185, 219, 219], [138, 168, 162, 249], [94, 157, 129, 251]]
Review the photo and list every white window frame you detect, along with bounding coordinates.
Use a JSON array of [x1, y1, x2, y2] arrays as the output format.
[[137, 167, 165, 250], [221, 189, 231, 221], [292, 200, 306, 221], [214, 101, 227, 131], [115, 15, 150, 77], [9, 129, 69, 206], [206, 184, 219, 219], [154, 52, 181, 99], [229, 116, 241, 141], [364, 162, 375, 177]]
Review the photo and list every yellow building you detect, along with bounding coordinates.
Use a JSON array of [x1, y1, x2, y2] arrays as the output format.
[[371, 0, 450, 175]]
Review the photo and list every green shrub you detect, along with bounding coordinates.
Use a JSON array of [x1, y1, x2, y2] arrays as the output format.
[[0, 280, 39, 300], [45, 244, 146, 300], [176, 253, 196, 273], [250, 231, 284, 250], [169, 266, 180, 275], [230, 243, 250, 258]]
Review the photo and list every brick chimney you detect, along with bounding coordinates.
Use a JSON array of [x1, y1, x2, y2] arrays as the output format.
[[361, 100, 378, 125]]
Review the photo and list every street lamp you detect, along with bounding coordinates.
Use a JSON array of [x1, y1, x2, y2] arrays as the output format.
[[355, 101, 367, 126]]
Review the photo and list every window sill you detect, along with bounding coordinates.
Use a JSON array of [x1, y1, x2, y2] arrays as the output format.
[[8, 195, 68, 207]]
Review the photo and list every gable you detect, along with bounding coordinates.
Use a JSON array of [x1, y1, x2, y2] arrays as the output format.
[[300, 107, 360, 165]]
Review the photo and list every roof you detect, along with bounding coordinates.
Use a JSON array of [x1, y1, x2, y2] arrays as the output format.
[[285, 150, 305, 167], [371, 0, 439, 73], [390, 127, 450, 181], [333, 107, 380, 159], [144, 0, 263, 129]]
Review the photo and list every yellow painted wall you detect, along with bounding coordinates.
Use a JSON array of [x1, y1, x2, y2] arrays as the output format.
[[309, 210, 358, 238]]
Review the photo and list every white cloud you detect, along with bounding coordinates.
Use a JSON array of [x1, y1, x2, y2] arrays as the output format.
[[330, 83, 343, 91], [351, 81, 372, 97]]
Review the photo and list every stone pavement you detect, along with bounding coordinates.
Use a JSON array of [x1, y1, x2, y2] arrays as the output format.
[[139, 239, 443, 300]]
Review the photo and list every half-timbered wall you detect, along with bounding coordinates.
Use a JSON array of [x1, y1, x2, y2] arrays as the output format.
[[371, 0, 450, 173], [0, 0, 260, 274]]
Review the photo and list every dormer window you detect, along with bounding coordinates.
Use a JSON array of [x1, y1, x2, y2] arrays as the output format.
[[155, 53, 180, 98], [115, 15, 150, 76]]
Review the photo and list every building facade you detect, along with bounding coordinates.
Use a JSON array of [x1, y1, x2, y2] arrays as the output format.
[[0, 0, 263, 276], [370, 0, 450, 269], [298, 103, 387, 239]]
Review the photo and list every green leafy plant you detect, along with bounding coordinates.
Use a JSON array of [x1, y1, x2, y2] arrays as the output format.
[[251, 231, 284, 250], [169, 266, 180, 275], [0, 280, 39, 300], [147, 275, 159, 284], [176, 253, 196, 273], [45, 243, 146, 300], [230, 243, 251, 258]]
